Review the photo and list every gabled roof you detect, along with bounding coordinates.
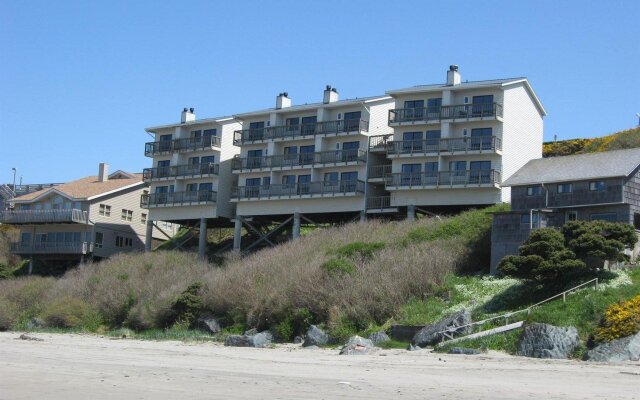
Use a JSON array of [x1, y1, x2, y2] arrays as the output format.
[[503, 148, 640, 186], [12, 173, 144, 203], [145, 116, 236, 133], [386, 77, 546, 116]]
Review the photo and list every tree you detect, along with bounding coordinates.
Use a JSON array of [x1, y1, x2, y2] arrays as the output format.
[[562, 220, 637, 267]]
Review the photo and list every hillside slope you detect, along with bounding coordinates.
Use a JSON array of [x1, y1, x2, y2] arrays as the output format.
[[543, 126, 640, 157]]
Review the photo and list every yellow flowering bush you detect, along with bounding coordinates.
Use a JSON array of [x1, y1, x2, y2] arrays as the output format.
[[594, 295, 640, 342]]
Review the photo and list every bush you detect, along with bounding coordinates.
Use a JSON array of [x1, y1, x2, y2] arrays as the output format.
[[563, 220, 637, 265], [321, 258, 355, 276], [41, 296, 100, 329], [274, 307, 313, 341], [0, 299, 17, 330], [334, 242, 385, 259], [169, 282, 204, 327], [594, 294, 640, 343]]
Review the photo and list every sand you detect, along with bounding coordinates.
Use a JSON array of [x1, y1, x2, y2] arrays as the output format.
[[0, 332, 638, 399]]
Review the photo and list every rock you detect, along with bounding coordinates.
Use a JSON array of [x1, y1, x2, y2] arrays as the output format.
[[368, 331, 390, 345], [224, 331, 273, 348], [303, 325, 329, 347], [407, 344, 421, 351], [339, 336, 377, 355], [224, 335, 253, 347], [196, 316, 221, 334], [293, 336, 303, 344], [517, 323, 580, 359], [250, 331, 273, 348], [18, 334, 43, 342], [412, 310, 472, 347], [448, 347, 482, 355], [243, 328, 258, 336], [26, 318, 44, 330], [587, 332, 640, 362]]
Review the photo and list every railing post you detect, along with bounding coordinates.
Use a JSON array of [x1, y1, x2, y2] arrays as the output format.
[[562, 292, 566, 303], [595, 278, 599, 291]]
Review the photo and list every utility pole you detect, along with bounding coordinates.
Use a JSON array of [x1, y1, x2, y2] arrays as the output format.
[[11, 168, 16, 194]]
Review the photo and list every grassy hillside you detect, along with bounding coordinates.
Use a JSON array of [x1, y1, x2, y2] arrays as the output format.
[[543, 126, 640, 157]]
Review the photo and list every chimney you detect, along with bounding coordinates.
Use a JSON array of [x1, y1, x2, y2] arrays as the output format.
[[276, 92, 291, 109], [181, 107, 196, 123], [323, 85, 339, 104], [98, 163, 109, 182], [446, 65, 461, 86]]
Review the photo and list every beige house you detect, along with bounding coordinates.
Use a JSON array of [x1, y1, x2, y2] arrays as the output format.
[[0, 164, 173, 272]]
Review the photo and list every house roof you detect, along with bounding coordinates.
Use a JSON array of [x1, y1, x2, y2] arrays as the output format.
[[503, 148, 640, 186], [12, 172, 144, 203], [145, 116, 236, 133]]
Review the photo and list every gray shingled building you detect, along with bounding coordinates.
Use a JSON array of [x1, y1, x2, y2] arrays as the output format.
[[490, 147, 640, 273]]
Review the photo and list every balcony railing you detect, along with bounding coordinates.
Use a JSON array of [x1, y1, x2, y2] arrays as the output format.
[[10, 241, 93, 255], [366, 196, 392, 210], [368, 134, 394, 151], [0, 209, 88, 224], [368, 164, 392, 179], [232, 149, 366, 171], [233, 119, 369, 144], [385, 170, 501, 188], [144, 136, 221, 156], [389, 103, 503, 124], [232, 180, 365, 200], [141, 190, 217, 208], [143, 163, 220, 181], [547, 186, 624, 208], [388, 136, 502, 156]]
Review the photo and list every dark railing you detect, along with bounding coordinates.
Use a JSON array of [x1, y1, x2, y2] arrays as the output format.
[[368, 134, 394, 151], [366, 196, 392, 210], [11, 241, 93, 255], [5, 183, 61, 197], [368, 164, 392, 179], [0, 209, 88, 224], [232, 180, 365, 200], [385, 170, 501, 188], [232, 149, 366, 171], [141, 190, 217, 207], [547, 186, 624, 208], [389, 103, 503, 124], [388, 136, 502, 155], [144, 136, 221, 156], [143, 164, 220, 181], [233, 119, 369, 144]]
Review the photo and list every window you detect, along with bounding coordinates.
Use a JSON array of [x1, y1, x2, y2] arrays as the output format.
[[520, 213, 540, 226], [186, 183, 198, 192], [115, 235, 134, 248], [121, 209, 133, 222], [566, 211, 578, 222], [340, 171, 358, 192], [286, 117, 300, 131], [297, 175, 311, 194], [634, 213, 640, 230], [558, 183, 573, 193], [470, 128, 494, 150], [527, 186, 543, 196], [470, 161, 492, 183], [401, 164, 422, 185], [299, 145, 315, 164], [324, 172, 339, 187], [589, 181, 606, 191], [159, 134, 172, 151], [247, 149, 264, 168], [343, 111, 362, 131], [402, 131, 423, 152], [472, 95, 495, 116], [95, 232, 103, 249], [301, 116, 317, 134], [99, 204, 111, 217], [403, 100, 424, 121], [449, 161, 467, 177], [590, 213, 617, 222], [245, 178, 261, 198], [426, 98, 442, 113], [141, 213, 147, 224], [425, 130, 441, 148], [403, 100, 424, 109], [203, 129, 217, 145], [248, 121, 265, 140]]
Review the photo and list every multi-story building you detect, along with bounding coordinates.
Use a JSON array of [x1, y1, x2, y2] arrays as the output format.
[[1, 183, 60, 212], [142, 108, 241, 257], [230, 87, 394, 236], [491, 148, 640, 273], [368, 65, 546, 217], [0, 164, 172, 271]]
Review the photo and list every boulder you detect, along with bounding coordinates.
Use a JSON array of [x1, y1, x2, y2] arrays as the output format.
[[224, 330, 273, 348], [517, 323, 580, 359], [587, 332, 640, 362], [196, 316, 221, 334], [303, 325, 329, 347], [293, 336, 303, 344], [26, 317, 44, 330], [368, 331, 391, 345], [412, 310, 472, 347], [250, 331, 273, 348], [448, 347, 482, 355], [243, 328, 258, 336], [339, 336, 377, 355], [406, 344, 421, 351], [224, 335, 252, 347]]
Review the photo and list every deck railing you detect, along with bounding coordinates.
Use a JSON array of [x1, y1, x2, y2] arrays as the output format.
[[385, 170, 501, 188], [10, 241, 93, 255], [368, 134, 394, 151], [366, 196, 391, 210], [232, 180, 365, 200], [388, 136, 502, 155], [232, 149, 366, 171], [389, 102, 503, 124], [144, 136, 221, 156], [0, 208, 88, 224], [233, 119, 369, 144], [141, 190, 217, 207], [368, 164, 392, 179], [143, 163, 220, 181]]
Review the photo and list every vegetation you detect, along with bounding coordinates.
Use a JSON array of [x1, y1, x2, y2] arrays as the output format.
[[0, 225, 21, 279], [543, 126, 640, 157], [594, 294, 640, 343]]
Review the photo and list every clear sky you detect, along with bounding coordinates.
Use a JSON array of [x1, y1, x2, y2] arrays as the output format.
[[1, 0, 639, 183]]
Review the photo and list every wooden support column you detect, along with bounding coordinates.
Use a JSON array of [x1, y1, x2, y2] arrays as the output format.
[[145, 219, 154, 252], [198, 217, 207, 260], [233, 217, 242, 252], [407, 205, 416, 221], [292, 212, 301, 239]]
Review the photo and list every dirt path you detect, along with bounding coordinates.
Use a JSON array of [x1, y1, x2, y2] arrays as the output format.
[[0, 332, 638, 399]]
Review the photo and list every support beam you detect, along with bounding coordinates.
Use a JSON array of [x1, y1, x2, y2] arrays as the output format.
[[292, 212, 301, 239], [359, 210, 366, 223], [233, 217, 242, 252], [145, 219, 153, 252], [407, 205, 416, 221], [28, 259, 33, 275], [198, 217, 207, 260]]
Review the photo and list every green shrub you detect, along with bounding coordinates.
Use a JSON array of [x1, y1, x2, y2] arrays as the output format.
[[41, 296, 101, 329], [334, 242, 385, 259], [274, 308, 313, 341], [0, 299, 17, 330], [321, 258, 355, 276], [169, 282, 204, 327]]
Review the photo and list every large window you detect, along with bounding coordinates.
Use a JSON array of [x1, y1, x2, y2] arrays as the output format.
[[343, 111, 362, 131], [286, 117, 299, 131], [115, 235, 133, 248], [589, 181, 606, 191], [301, 116, 317, 134], [590, 213, 617, 222], [99, 204, 111, 217], [470, 161, 492, 183], [300, 145, 315, 164], [403, 100, 424, 120], [472, 95, 495, 116], [203, 129, 217, 145], [470, 128, 494, 150], [340, 171, 358, 192], [401, 164, 421, 185], [527, 186, 542, 196], [426, 98, 442, 113], [342, 141, 360, 162], [247, 149, 263, 168], [245, 178, 261, 197], [248, 121, 265, 140], [298, 175, 311, 194], [95, 232, 103, 249], [425, 130, 441, 148], [159, 134, 172, 151], [558, 183, 573, 194], [324, 172, 339, 187], [402, 132, 423, 152], [121, 209, 133, 222]]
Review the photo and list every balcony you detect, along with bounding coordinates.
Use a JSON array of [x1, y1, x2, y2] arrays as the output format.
[[233, 119, 369, 145], [231, 149, 366, 172], [143, 163, 220, 182], [141, 190, 217, 208], [368, 134, 393, 152], [365, 196, 398, 214], [144, 136, 221, 157], [548, 186, 624, 208], [385, 170, 501, 189], [0, 209, 88, 225], [368, 164, 392, 181], [232, 180, 365, 200], [388, 103, 503, 125], [10, 241, 93, 255], [387, 136, 502, 157]]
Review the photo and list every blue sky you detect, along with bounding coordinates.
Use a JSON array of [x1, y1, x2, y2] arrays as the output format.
[[1, 0, 639, 183]]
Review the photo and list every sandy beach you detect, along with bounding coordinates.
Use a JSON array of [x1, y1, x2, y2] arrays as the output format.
[[0, 332, 638, 399]]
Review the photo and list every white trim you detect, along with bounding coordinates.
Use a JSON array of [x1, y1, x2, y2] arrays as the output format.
[[12, 188, 75, 203], [145, 116, 236, 132], [86, 181, 146, 201]]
